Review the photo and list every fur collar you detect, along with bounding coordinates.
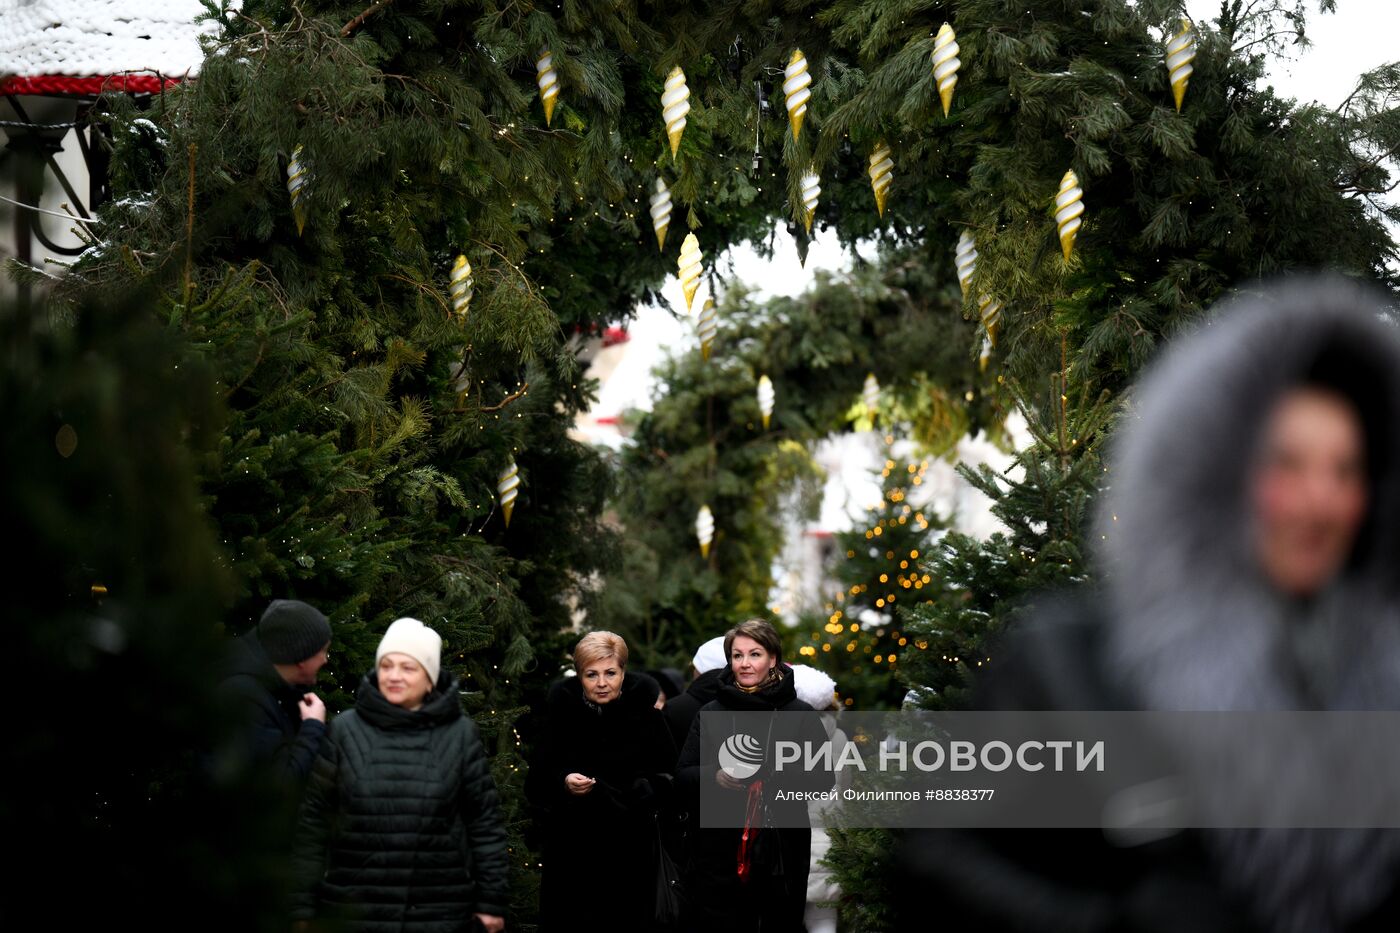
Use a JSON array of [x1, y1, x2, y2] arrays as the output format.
[[1097, 277, 1400, 714], [1093, 277, 1400, 931]]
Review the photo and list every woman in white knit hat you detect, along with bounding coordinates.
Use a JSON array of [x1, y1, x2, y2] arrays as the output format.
[[292, 618, 510, 933]]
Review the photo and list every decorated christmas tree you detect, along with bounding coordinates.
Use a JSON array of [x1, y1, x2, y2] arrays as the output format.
[[796, 451, 951, 711]]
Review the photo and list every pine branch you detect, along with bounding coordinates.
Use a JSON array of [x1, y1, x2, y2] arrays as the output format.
[[480, 382, 530, 412], [183, 143, 196, 308], [341, 0, 394, 38]]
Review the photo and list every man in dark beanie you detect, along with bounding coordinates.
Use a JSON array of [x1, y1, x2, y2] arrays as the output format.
[[220, 599, 333, 785]]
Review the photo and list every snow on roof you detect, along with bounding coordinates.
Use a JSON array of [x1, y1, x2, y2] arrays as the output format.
[[0, 0, 221, 93]]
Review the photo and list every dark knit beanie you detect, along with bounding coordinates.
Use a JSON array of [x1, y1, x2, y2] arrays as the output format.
[[258, 599, 332, 664]]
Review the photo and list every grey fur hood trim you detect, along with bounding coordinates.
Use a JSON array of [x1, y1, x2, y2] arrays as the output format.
[[1092, 276, 1400, 933], [1096, 276, 1400, 712]]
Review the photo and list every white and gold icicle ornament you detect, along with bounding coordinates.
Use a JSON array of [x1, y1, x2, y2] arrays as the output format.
[[536, 49, 560, 126], [696, 504, 715, 558], [498, 459, 521, 528], [979, 334, 993, 373], [932, 23, 961, 117], [696, 298, 718, 361], [979, 293, 1003, 347], [678, 232, 703, 313], [800, 171, 821, 235], [1055, 169, 1084, 261], [757, 375, 775, 430], [650, 177, 672, 252], [287, 144, 309, 236], [662, 66, 691, 159], [449, 255, 473, 318], [955, 230, 977, 297], [868, 142, 893, 217], [784, 49, 812, 140], [863, 373, 881, 424], [1165, 20, 1196, 113]]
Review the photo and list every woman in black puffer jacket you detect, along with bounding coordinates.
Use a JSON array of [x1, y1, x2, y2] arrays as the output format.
[[292, 618, 510, 933], [526, 631, 677, 933], [677, 619, 834, 933]]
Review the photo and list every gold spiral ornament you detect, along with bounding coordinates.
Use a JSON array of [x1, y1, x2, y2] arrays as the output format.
[[678, 232, 703, 313], [800, 171, 821, 235], [868, 142, 893, 217], [696, 504, 715, 558], [979, 334, 993, 373], [287, 144, 310, 236], [536, 49, 560, 126], [650, 177, 672, 252], [955, 230, 977, 297], [863, 372, 881, 424], [757, 375, 775, 430], [932, 23, 961, 117], [662, 66, 691, 158], [1165, 20, 1196, 112], [784, 49, 812, 140], [696, 298, 718, 361], [979, 294, 1003, 347], [498, 459, 521, 528], [449, 255, 473, 318], [1055, 169, 1084, 261]]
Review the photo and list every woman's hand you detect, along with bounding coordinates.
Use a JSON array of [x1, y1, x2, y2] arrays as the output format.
[[564, 772, 596, 795], [715, 768, 747, 791], [474, 913, 506, 932]]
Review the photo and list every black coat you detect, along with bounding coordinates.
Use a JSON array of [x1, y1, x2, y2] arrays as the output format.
[[664, 667, 724, 753], [676, 664, 833, 933], [219, 632, 326, 784], [291, 671, 510, 932], [896, 595, 1400, 933], [525, 672, 677, 932]]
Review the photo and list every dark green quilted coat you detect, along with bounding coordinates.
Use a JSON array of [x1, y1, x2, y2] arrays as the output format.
[[291, 671, 510, 931]]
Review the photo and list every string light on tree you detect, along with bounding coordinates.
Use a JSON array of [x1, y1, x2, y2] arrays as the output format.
[[678, 232, 703, 312], [696, 297, 718, 360], [662, 66, 691, 158], [650, 177, 672, 252], [449, 255, 473, 317], [536, 49, 560, 125], [932, 23, 960, 117], [1165, 19, 1196, 112], [696, 504, 715, 558], [1055, 169, 1084, 261], [498, 459, 521, 527], [757, 375, 775, 430], [955, 230, 977, 297], [868, 142, 893, 217], [286, 144, 310, 236], [784, 49, 812, 140]]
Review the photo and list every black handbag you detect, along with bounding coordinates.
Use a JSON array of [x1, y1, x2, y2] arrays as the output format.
[[654, 814, 684, 929]]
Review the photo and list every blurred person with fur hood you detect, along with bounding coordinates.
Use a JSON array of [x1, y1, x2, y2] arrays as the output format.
[[898, 276, 1400, 932]]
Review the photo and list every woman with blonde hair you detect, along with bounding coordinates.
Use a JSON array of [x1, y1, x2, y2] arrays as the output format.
[[526, 630, 676, 932]]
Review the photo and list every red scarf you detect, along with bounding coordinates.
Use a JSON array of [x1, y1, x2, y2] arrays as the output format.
[[736, 779, 765, 883]]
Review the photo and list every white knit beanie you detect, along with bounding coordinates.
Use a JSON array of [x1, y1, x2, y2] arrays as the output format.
[[692, 635, 727, 674], [376, 617, 443, 687], [791, 663, 838, 710]]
